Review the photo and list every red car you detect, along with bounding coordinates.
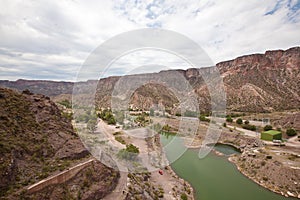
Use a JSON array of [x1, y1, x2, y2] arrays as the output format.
[[158, 170, 163, 175]]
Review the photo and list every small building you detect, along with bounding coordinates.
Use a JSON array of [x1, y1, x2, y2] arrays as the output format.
[[261, 130, 282, 141]]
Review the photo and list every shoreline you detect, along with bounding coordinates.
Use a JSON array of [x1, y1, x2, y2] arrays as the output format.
[[166, 165, 195, 200], [157, 134, 195, 199], [98, 120, 299, 199], [228, 156, 300, 199], [214, 141, 299, 199], [184, 141, 300, 199]]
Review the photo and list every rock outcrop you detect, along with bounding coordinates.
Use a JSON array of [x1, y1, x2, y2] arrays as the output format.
[[0, 87, 119, 199], [0, 47, 299, 113]]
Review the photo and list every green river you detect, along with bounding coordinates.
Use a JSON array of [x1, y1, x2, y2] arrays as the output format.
[[160, 134, 297, 200]]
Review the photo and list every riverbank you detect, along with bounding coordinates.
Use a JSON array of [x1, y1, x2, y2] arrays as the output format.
[[228, 150, 300, 199], [191, 127, 300, 199], [151, 134, 195, 199], [163, 136, 297, 200]]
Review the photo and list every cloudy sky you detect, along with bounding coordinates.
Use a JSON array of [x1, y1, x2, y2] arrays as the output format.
[[0, 0, 299, 81]]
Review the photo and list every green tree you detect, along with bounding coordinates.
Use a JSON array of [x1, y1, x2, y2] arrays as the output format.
[[286, 128, 297, 136], [108, 117, 116, 125], [236, 118, 243, 125], [180, 193, 188, 200], [199, 115, 210, 122], [226, 116, 233, 123], [117, 144, 139, 160], [242, 124, 257, 131], [162, 124, 171, 132], [98, 109, 116, 125], [263, 125, 273, 131]]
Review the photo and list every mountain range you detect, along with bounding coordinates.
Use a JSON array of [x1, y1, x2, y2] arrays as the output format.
[[1, 46, 299, 113]]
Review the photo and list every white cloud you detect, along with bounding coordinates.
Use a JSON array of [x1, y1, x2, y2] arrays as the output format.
[[0, 0, 299, 80]]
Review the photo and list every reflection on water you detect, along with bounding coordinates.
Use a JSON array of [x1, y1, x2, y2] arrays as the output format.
[[212, 143, 241, 156]]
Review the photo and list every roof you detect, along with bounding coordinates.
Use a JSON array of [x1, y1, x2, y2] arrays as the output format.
[[262, 130, 281, 135]]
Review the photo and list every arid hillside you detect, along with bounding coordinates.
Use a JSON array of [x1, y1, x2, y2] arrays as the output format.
[[0, 88, 119, 199], [0, 47, 299, 113], [218, 47, 300, 112]]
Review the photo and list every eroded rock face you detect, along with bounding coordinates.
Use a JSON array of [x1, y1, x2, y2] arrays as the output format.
[[0, 88, 118, 199], [0, 47, 299, 113], [217, 47, 300, 112]]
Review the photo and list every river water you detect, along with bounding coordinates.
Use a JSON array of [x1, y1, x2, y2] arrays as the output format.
[[160, 134, 296, 200]]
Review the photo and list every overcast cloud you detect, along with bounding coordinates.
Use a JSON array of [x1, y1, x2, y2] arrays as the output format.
[[0, 0, 299, 81]]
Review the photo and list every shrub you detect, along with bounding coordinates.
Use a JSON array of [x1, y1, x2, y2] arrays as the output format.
[[242, 124, 256, 131], [244, 120, 249, 125], [108, 117, 116, 125], [115, 136, 126, 144], [286, 128, 297, 136], [263, 125, 273, 131], [223, 123, 227, 127], [162, 124, 171, 132], [117, 144, 139, 160], [125, 144, 139, 154], [199, 115, 210, 122], [181, 193, 188, 200], [98, 109, 116, 125], [226, 116, 233, 123], [236, 118, 243, 124]]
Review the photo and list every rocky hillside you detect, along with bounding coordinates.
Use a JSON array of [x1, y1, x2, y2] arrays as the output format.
[[94, 46, 300, 113], [0, 47, 299, 113], [0, 87, 118, 199], [217, 47, 300, 112], [0, 79, 74, 97]]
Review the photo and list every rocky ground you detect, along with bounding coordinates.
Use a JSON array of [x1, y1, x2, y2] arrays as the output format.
[[89, 117, 194, 200], [25, 160, 119, 200], [125, 168, 193, 200], [230, 148, 300, 198], [0, 87, 119, 199]]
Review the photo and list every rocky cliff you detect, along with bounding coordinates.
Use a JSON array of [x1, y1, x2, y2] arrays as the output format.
[[0, 47, 299, 113], [217, 47, 300, 112], [0, 87, 118, 199]]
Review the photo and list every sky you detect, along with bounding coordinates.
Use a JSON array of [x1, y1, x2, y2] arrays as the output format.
[[0, 0, 299, 81]]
